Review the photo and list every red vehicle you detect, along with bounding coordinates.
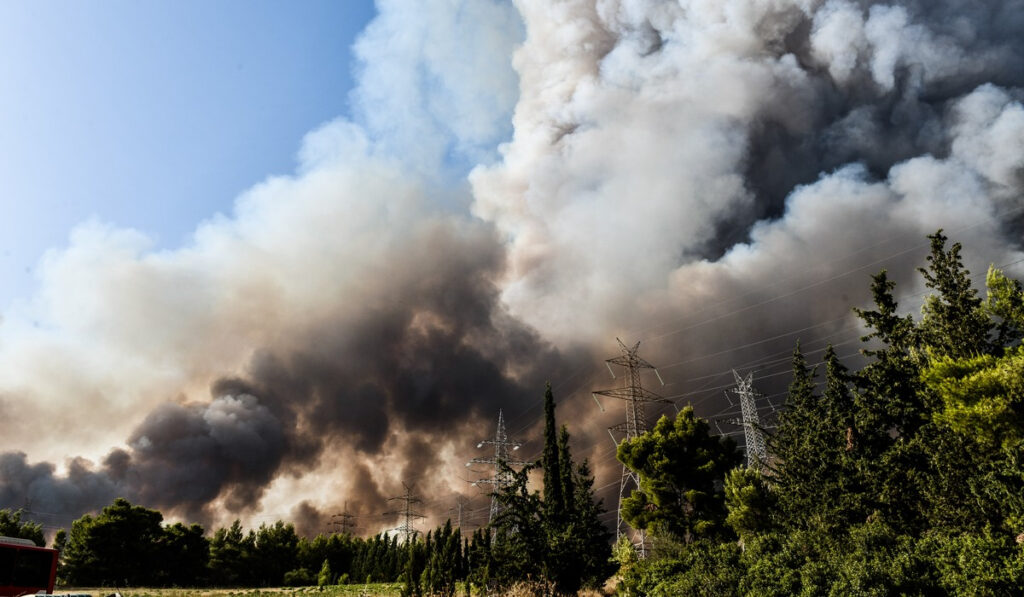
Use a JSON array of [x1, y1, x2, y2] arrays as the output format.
[[0, 536, 58, 596]]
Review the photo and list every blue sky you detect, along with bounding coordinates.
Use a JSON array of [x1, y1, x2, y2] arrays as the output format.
[[0, 0, 377, 307]]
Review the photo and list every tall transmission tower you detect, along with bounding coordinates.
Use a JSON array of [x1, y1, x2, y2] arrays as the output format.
[[330, 501, 359, 536], [449, 496, 470, 530], [467, 409, 529, 524], [386, 483, 425, 544], [592, 338, 669, 559], [727, 370, 768, 469]]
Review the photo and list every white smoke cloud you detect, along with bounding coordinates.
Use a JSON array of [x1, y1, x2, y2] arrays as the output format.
[[472, 0, 1024, 348]]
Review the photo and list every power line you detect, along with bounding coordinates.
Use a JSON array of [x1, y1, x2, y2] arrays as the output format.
[[592, 339, 669, 559], [466, 409, 529, 525], [385, 483, 425, 544]]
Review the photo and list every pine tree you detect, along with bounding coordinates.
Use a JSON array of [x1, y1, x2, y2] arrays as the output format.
[[918, 230, 995, 358], [617, 407, 740, 542], [766, 344, 834, 531], [853, 270, 928, 436], [986, 266, 1024, 346]]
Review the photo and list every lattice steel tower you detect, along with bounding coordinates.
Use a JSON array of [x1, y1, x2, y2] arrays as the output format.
[[729, 370, 767, 469], [592, 338, 669, 558], [386, 483, 425, 544], [330, 501, 359, 535], [467, 409, 528, 524]]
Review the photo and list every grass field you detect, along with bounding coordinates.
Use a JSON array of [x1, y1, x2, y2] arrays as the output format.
[[58, 585, 404, 597], [58, 582, 610, 596]]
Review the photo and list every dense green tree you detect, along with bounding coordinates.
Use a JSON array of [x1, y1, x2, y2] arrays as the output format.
[[490, 462, 546, 587], [617, 407, 741, 542], [421, 520, 460, 596], [767, 345, 869, 533], [400, 532, 426, 597], [918, 230, 996, 359], [568, 458, 616, 588], [296, 532, 357, 585], [723, 466, 776, 545], [208, 520, 252, 586], [159, 522, 209, 586], [986, 266, 1024, 345], [488, 383, 615, 594], [249, 521, 300, 586], [0, 509, 44, 546], [317, 557, 332, 587], [852, 270, 925, 436], [541, 382, 564, 524], [465, 527, 492, 592], [924, 346, 1024, 448], [52, 528, 67, 555], [60, 498, 165, 586]]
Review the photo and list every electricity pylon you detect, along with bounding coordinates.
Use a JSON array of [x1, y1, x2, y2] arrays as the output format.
[[386, 483, 424, 544], [592, 338, 669, 559], [449, 496, 470, 531], [467, 409, 529, 524], [330, 501, 359, 535], [727, 370, 768, 469]]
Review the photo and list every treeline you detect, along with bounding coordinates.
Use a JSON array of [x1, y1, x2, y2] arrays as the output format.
[[4, 498, 474, 590], [615, 231, 1024, 595], [2, 364, 613, 594]]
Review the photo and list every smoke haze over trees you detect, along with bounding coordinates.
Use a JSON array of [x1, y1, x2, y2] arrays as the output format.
[[0, 0, 1022, 536], [615, 233, 1024, 594]]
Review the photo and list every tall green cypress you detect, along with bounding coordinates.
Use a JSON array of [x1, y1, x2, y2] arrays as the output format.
[[541, 382, 563, 523], [557, 425, 574, 519]]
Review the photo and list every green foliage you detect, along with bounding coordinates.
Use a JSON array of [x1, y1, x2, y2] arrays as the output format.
[[208, 520, 252, 586], [317, 558, 332, 587], [488, 383, 614, 594], [420, 520, 460, 596], [541, 382, 564, 525], [619, 539, 743, 597], [723, 466, 776, 543], [986, 266, 1024, 344], [925, 345, 1024, 448], [283, 567, 315, 586], [0, 508, 44, 546], [620, 233, 1024, 594], [60, 497, 168, 586], [918, 230, 995, 358], [160, 522, 210, 586], [767, 345, 870, 534], [617, 407, 740, 542], [250, 521, 301, 586]]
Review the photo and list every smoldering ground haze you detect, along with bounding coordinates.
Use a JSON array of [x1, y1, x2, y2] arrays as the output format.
[[2, 0, 1024, 534]]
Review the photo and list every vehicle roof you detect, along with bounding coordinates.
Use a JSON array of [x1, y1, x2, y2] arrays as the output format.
[[0, 536, 46, 548]]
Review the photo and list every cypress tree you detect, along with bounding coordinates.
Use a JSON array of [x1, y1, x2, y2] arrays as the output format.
[[557, 425, 574, 520], [541, 382, 564, 522]]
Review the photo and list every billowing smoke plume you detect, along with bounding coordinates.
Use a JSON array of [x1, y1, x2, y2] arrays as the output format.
[[1, 0, 1023, 535]]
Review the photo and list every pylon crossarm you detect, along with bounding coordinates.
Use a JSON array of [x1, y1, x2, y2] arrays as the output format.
[[593, 387, 670, 403], [608, 422, 634, 435], [606, 355, 659, 370]]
